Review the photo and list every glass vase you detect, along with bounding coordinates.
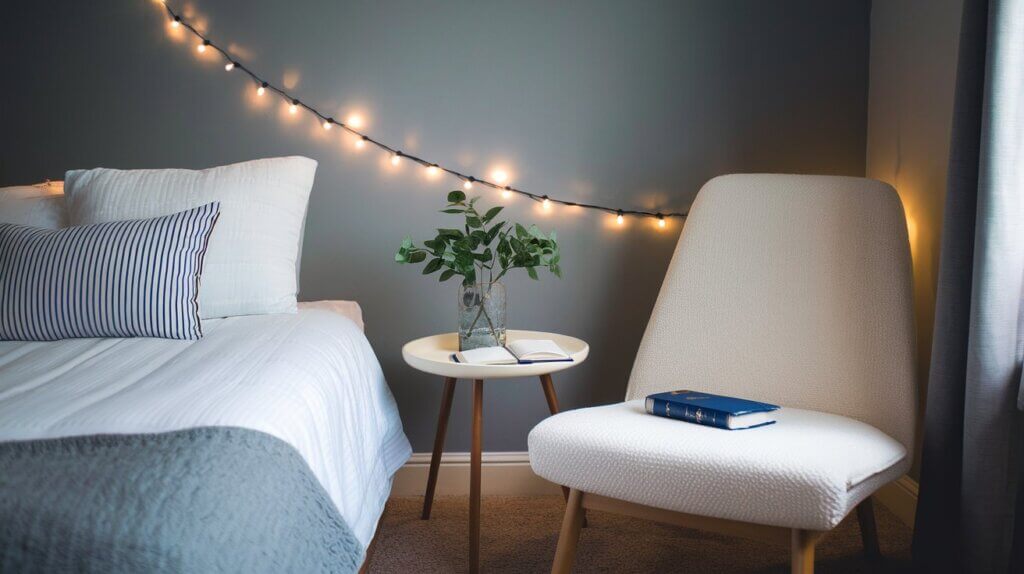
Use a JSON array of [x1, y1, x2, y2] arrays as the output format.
[[458, 281, 507, 350]]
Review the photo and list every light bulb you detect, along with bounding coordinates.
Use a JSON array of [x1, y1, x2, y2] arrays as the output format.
[[289, 100, 299, 114], [322, 119, 332, 130], [542, 196, 551, 209], [224, 61, 235, 71], [426, 165, 439, 176], [257, 83, 267, 96], [658, 215, 666, 228], [170, 17, 181, 28], [390, 154, 401, 166], [196, 41, 207, 53], [346, 114, 364, 129], [616, 212, 624, 225], [463, 180, 473, 190], [502, 190, 512, 199], [355, 137, 366, 149]]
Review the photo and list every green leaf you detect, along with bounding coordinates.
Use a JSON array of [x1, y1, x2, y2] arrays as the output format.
[[466, 216, 483, 229], [526, 266, 538, 280], [423, 258, 443, 274], [409, 251, 427, 264], [439, 269, 457, 282], [437, 228, 463, 238], [515, 223, 529, 238], [482, 206, 503, 223], [440, 208, 464, 214], [401, 237, 413, 249], [447, 190, 466, 203]]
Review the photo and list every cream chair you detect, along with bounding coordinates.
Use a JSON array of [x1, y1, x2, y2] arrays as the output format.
[[529, 174, 916, 574]]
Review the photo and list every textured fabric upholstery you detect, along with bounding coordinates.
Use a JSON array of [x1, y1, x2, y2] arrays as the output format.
[[529, 400, 909, 530], [529, 174, 917, 530], [627, 174, 916, 452]]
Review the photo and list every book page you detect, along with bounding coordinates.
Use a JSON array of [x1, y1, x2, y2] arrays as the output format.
[[507, 339, 568, 360], [456, 346, 517, 365]]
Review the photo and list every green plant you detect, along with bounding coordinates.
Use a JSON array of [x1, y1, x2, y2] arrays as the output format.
[[395, 190, 561, 345], [395, 190, 562, 285]]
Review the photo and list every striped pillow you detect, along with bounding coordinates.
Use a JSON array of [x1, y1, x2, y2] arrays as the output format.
[[0, 202, 220, 341]]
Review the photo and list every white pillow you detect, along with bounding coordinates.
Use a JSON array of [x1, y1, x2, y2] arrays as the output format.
[[64, 157, 317, 319], [0, 183, 68, 229]]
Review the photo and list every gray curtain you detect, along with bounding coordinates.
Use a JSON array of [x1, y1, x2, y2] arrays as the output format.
[[912, 0, 1024, 572]]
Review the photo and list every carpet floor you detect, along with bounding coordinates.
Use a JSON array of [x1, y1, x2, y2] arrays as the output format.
[[366, 496, 911, 573]]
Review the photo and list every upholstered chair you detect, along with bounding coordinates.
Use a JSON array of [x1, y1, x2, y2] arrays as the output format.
[[529, 174, 916, 574]]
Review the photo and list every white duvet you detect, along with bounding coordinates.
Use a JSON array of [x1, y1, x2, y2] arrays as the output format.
[[0, 301, 411, 549]]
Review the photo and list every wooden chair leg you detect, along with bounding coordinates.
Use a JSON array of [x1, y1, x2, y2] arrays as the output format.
[[551, 489, 585, 574], [791, 529, 816, 574], [856, 497, 881, 559], [538, 374, 587, 527], [422, 377, 457, 520]]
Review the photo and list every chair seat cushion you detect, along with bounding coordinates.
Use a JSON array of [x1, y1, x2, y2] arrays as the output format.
[[528, 400, 908, 531]]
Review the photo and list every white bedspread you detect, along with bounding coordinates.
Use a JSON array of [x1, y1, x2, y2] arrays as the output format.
[[0, 302, 411, 548]]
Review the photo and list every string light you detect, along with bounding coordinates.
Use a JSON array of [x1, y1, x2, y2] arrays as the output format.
[[155, 2, 687, 228], [346, 114, 364, 129]]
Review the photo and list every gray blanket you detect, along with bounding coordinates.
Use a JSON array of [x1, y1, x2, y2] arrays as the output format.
[[0, 427, 363, 573]]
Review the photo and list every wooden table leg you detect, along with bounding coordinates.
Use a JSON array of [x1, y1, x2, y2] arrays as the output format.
[[470, 379, 484, 574], [422, 377, 457, 520], [539, 374, 586, 527]]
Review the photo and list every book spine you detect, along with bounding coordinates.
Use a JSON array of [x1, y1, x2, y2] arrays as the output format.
[[646, 398, 731, 430]]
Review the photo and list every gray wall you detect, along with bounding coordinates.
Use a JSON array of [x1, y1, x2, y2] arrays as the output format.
[[0, 1, 870, 452], [866, 0, 963, 476]]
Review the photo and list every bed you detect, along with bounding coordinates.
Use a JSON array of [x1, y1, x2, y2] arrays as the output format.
[[0, 301, 411, 572]]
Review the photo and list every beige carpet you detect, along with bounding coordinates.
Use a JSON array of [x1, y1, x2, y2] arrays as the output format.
[[366, 496, 911, 573]]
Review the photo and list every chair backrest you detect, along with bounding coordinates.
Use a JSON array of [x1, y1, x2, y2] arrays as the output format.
[[626, 174, 917, 450]]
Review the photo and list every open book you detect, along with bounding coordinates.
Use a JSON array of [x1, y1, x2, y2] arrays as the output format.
[[452, 339, 573, 365]]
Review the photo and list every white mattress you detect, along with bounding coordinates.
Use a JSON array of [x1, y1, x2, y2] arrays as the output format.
[[0, 302, 411, 549]]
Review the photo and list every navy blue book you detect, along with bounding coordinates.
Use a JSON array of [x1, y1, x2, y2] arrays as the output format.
[[645, 390, 780, 430]]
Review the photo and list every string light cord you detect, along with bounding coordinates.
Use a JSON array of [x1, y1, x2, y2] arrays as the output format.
[[160, 2, 687, 223]]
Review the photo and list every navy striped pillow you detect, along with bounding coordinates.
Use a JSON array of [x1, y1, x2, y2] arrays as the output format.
[[0, 202, 220, 341]]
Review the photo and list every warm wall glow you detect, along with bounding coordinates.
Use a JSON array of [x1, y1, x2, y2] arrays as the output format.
[[346, 113, 364, 129], [355, 137, 366, 149], [491, 169, 509, 184]]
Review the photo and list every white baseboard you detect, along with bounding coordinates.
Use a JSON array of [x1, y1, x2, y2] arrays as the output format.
[[391, 451, 561, 497], [392, 452, 920, 529], [874, 475, 918, 528]]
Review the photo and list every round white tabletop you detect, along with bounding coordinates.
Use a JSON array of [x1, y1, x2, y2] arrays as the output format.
[[402, 330, 589, 379]]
